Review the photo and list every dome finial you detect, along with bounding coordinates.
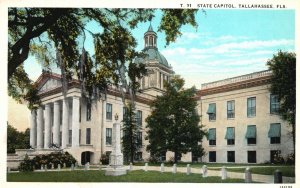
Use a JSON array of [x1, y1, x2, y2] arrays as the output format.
[[147, 23, 154, 32]]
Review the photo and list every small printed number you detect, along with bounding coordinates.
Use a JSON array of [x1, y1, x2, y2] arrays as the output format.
[[280, 186, 292, 188]]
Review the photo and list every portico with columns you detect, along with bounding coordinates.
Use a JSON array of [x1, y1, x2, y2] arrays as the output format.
[[26, 25, 174, 165], [30, 96, 81, 150]]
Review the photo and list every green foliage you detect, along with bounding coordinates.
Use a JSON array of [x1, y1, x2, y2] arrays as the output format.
[[31, 152, 77, 169], [7, 170, 247, 183], [285, 153, 295, 165], [8, 8, 199, 109], [159, 9, 198, 45], [18, 154, 34, 172], [267, 51, 296, 151], [146, 76, 206, 163], [8, 66, 40, 110], [7, 123, 30, 153], [122, 103, 140, 164], [100, 153, 110, 165]]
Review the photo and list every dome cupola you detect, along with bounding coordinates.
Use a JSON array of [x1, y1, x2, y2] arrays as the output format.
[[144, 24, 157, 49]]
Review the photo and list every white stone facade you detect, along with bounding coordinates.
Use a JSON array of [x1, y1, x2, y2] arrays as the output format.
[[27, 27, 293, 165], [199, 71, 293, 163]]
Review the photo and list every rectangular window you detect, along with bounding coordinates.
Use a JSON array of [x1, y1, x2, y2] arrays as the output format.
[[246, 125, 256, 145], [208, 128, 216, 146], [271, 137, 281, 144], [192, 152, 199, 162], [135, 152, 143, 161], [106, 103, 112, 120], [225, 127, 235, 145], [137, 131, 142, 148], [136, 110, 142, 127], [209, 151, 216, 162], [207, 103, 216, 121], [227, 100, 235, 119], [248, 151, 257, 163], [68, 130, 72, 145], [79, 129, 81, 145], [159, 152, 166, 161], [247, 97, 256, 117], [79, 104, 81, 122], [59, 131, 62, 146], [227, 139, 235, 145], [270, 150, 281, 163], [175, 153, 182, 162], [123, 107, 128, 118], [86, 128, 91, 145], [268, 123, 281, 144], [227, 151, 235, 162], [106, 128, 112, 145], [247, 138, 256, 145], [51, 133, 53, 145], [270, 94, 280, 114], [86, 102, 91, 121]]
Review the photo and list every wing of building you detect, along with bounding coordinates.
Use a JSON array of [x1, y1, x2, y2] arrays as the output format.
[[198, 70, 293, 164], [18, 26, 293, 166]]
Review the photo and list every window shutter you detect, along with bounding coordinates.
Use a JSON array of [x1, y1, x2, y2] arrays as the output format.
[[207, 103, 216, 114], [208, 128, 216, 140], [245, 125, 256, 138], [225, 127, 235, 139], [268, 123, 281, 137]]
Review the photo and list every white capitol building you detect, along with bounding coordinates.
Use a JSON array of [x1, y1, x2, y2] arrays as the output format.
[[11, 26, 293, 166]]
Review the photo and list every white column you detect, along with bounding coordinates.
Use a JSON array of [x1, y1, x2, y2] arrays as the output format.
[[72, 96, 80, 147], [53, 101, 60, 146], [44, 103, 51, 149], [36, 107, 44, 149], [62, 98, 69, 148], [30, 110, 37, 148]]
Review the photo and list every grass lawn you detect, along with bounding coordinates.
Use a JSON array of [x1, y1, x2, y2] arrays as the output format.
[[7, 170, 247, 183], [209, 166, 295, 177]]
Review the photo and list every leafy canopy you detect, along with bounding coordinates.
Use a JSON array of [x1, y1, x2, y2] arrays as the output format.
[[267, 50, 296, 151], [146, 76, 206, 162], [8, 8, 198, 109]]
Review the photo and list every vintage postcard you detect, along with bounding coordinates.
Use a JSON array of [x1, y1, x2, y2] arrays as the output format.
[[1, 0, 299, 188]]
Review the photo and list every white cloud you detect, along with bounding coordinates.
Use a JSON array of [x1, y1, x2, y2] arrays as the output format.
[[161, 38, 294, 86], [215, 39, 294, 51]]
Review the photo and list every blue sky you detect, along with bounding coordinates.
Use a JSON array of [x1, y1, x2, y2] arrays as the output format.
[[24, 9, 295, 89]]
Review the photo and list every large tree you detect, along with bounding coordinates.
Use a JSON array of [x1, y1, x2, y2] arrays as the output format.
[[8, 8, 198, 109], [122, 103, 140, 164], [146, 76, 206, 163], [8, 8, 199, 159], [7, 123, 30, 153], [267, 51, 296, 152]]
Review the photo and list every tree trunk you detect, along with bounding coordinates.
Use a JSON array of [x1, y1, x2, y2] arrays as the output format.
[[292, 124, 295, 153], [174, 151, 177, 164]]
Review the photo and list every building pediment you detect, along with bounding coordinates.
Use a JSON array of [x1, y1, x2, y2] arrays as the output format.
[[35, 72, 62, 95]]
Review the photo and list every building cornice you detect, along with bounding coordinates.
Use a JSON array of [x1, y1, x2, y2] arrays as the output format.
[[197, 74, 271, 97], [36, 72, 153, 105]]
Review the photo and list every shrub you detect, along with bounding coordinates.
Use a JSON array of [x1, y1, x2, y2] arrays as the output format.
[[18, 154, 33, 172], [273, 151, 285, 164], [100, 153, 110, 165], [31, 152, 77, 170], [286, 152, 295, 165]]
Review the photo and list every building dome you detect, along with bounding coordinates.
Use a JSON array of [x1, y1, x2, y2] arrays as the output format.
[[134, 24, 169, 67]]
